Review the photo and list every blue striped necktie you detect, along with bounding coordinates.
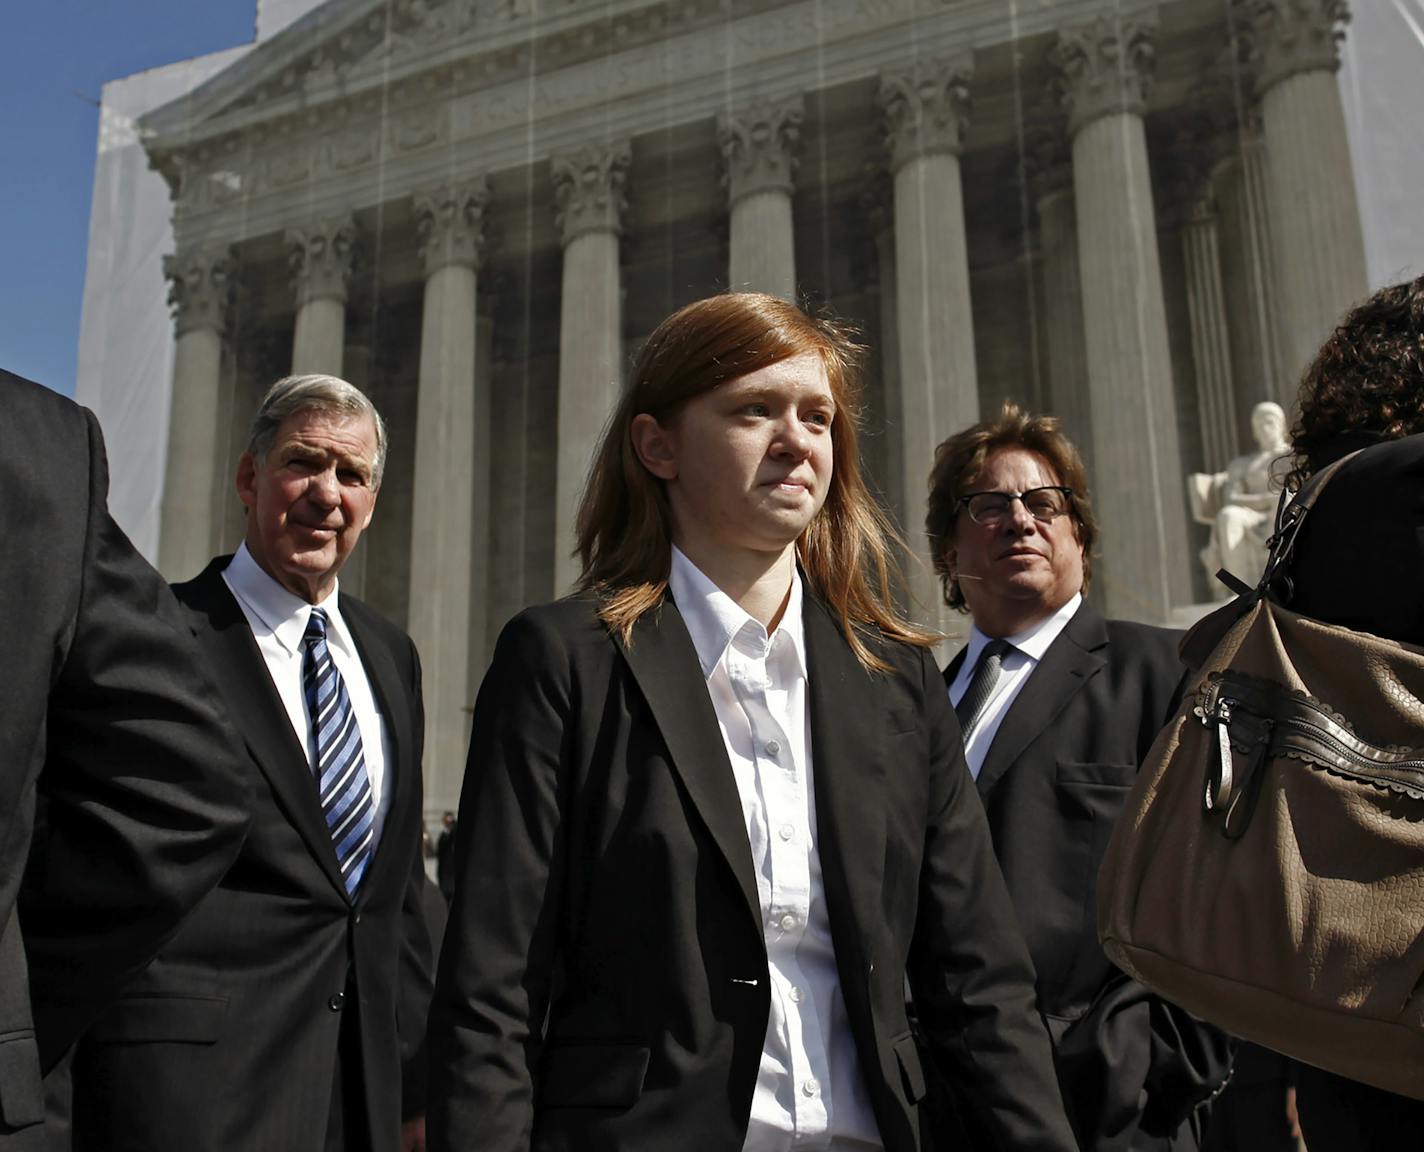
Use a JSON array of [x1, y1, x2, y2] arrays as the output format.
[[302, 607, 374, 897]]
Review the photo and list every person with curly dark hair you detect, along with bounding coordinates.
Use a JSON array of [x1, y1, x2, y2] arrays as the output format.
[[1286, 272, 1424, 489], [1284, 273, 1424, 646], [1277, 272, 1424, 1147]]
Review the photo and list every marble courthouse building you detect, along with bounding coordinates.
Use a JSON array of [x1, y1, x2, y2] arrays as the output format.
[[140, 0, 1368, 814]]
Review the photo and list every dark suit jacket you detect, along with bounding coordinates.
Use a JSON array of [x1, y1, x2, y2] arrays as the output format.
[[1288, 432, 1424, 647], [428, 592, 1079, 1152], [944, 602, 1232, 1151], [69, 558, 432, 1152], [1, 372, 248, 1150]]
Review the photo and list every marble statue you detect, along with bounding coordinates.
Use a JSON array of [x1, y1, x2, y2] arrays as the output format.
[[1187, 401, 1291, 598]]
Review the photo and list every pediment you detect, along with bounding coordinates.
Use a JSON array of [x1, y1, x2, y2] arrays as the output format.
[[142, 0, 510, 144]]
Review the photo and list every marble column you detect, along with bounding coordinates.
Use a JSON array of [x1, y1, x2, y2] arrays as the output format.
[[879, 57, 977, 627], [551, 141, 630, 595], [1051, 16, 1189, 622], [159, 244, 233, 581], [1212, 127, 1284, 433], [471, 309, 494, 679], [1182, 191, 1239, 469], [1027, 132, 1093, 465], [1247, 0, 1367, 387], [719, 96, 803, 300], [866, 194, 904, 529], [407, 179, 488, 815], [287, 215, 356, 376]]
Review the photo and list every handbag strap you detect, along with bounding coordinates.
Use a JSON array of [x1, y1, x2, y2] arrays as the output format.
[[1180, 447, 1364, 671], [1257, 448, 1363, 598]]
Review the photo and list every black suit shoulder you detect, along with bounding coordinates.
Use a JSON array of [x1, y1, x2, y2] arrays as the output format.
[[1101, 616, 1180, 659], [3, 372, 249, 1089], [1290, 433, 1424, 645], [495, 594, 612, 659], [1100, 616, 1185, 688]]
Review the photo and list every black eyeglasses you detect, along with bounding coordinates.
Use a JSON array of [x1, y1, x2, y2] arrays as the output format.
[[958, 486, 1075, 526]]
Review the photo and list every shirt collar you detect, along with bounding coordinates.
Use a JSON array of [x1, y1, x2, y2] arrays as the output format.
[[224, 542, 354, 660], [668, 545, 806, 680], [962, 591, 1082, 671]]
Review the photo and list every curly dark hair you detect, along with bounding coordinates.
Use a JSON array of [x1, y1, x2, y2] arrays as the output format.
[[1288, 274, 1424, 487], [925, 401, 1098, 611]]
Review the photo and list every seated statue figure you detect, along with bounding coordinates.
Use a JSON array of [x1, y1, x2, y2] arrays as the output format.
[[1187, 401, 1290, 598]]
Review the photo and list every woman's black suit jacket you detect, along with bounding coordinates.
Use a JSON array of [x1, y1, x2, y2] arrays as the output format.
[[428, 591, 1079, 1152]]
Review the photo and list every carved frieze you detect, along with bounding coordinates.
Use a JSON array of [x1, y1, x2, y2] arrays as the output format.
[[330, 126, 380, 173], [718, 95, 804, 204], [287, 215, 358, 306], [879, 58, 973, 172], [1049, 16, 1157, 136], [391, 107, 448, 154], [342, 0, 482, 85], [415, 178, 491, 274], [163, 244, 235, 338], [266, 144, 313, 190], [1242, 0, 1350, 94], [551, 140, 631, 244]]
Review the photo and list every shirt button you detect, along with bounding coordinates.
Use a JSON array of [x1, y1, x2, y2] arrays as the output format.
[[779, 913, 796, 931], [788, 985, 804, 1003], [778, 823, 794, 842], [765, 739, 781, 757], [328, 992, 345, 1011], [802, 1079, 819, 1097]]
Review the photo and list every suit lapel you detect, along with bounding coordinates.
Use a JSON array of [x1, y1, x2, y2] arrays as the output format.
[[343, 602, 414, 902], [942, 646, 968, 689], [180, 561, 350, 899], [802, 596, 885, 973], [974, 601, 1108, 797], [616, 600, 763, 939]]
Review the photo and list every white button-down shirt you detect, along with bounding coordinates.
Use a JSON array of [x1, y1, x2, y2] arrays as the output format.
[[669, 548, 881, 1152], [946, 593, 1082, 778], [223, 542, 394, 848]]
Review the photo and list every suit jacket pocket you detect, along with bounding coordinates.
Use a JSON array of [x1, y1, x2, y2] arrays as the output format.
[[1055, 761, 1137, 822], [892, 1032, 927, 1104], [885, 707, 919, 736], [1055, 761, 1136, 787], [539, 1043, 650, 1109], [0, 1032, 43, 1129], [85, 995, 228, 1044]]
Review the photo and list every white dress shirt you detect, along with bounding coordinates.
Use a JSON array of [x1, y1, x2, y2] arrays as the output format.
[[669, 547, 881, 1152], [223, 542, 394, 848], [946, 592, 1082, 779]]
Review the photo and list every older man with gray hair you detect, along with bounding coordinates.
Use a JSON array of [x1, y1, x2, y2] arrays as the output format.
[[67, 376, 434, 1152]]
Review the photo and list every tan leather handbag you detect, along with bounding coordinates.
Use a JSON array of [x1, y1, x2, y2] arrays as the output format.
[[1097, 456, 1424, 1100]]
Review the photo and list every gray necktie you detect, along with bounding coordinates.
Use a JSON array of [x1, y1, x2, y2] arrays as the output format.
[[955, 638, 1014, 740]]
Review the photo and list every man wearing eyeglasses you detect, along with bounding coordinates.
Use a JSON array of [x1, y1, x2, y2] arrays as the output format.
[[924, 402, 1231, 1152]]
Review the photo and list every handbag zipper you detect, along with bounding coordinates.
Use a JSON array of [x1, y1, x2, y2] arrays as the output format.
[[1196, 681, 1424, 810]]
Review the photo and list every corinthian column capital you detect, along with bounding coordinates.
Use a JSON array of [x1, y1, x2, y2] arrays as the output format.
[[286, 215, 357, 307], [879, 57, 973, 172], [163, 244, 234, 338], [1244, 0, 1350, 93], [1050, 16, 1157, 136], [415, 178, 490, 276], [718, 95, 804, 205], [551, 141, 631, 246]]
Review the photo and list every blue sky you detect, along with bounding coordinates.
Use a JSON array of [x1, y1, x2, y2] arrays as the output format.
[[2, 2, 256, 396]]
